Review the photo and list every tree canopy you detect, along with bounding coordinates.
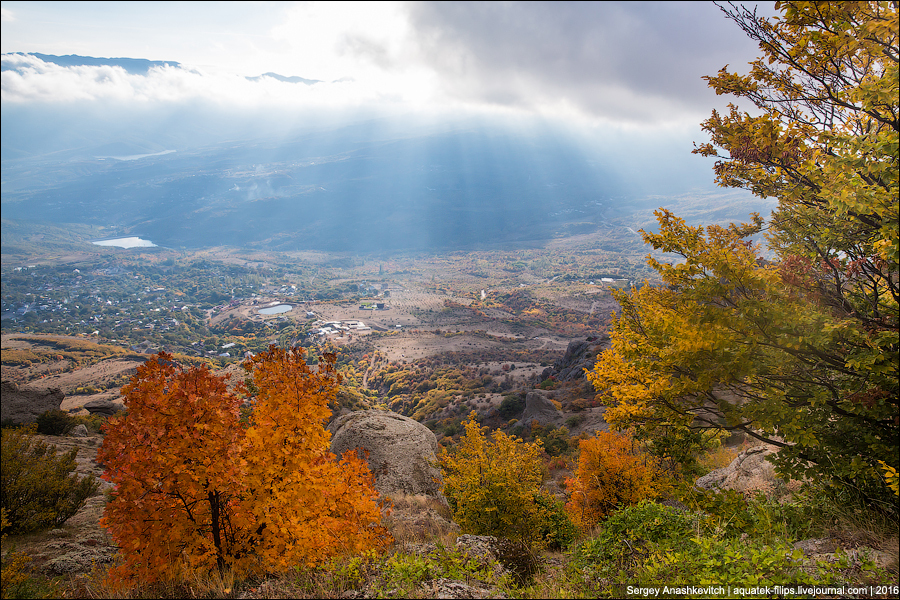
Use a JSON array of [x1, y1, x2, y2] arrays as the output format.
[[588, 1, 898, 504], [99, 348, 389, 584]]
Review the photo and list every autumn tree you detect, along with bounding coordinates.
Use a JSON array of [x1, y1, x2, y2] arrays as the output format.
[[440, 412, 548, 544], [565, 431, 666, 529], [99, 355, 251, 583], [239, 346, 389, 569], [589, 1, 898, 504], [99, 348, 388, 585]]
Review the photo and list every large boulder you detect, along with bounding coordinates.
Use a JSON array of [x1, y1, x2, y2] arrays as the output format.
[[1, 381, 65, 424], [695, 444, 778, 493], [327, 410, 443, 499], [82, 399, 124, 417], [519, 390, 563, 428], [539, 335, 610, 383]]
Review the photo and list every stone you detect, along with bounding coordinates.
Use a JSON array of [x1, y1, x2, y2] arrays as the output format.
[[419, 578, 507, 599], [539, 336, 610, 383], [1, 381, 65, 424], [327, 410, 443, 498], [82, 399, 124, 417], [69, 424, 89, 437], [694, 444, 778, 493], [519, 390, 563, 428], [455, 534, 538, 585], [793, 538, 837, 556]]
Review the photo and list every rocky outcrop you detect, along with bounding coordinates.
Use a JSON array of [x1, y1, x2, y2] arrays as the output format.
[[539, 336, 609, 383], [455, 534, 539, 585], [695, 444, 778, 493], [327, 410, 443, 499], [82, 399, 124, 417], [519, 391, 563, 428], [1, 380, 64, 424]]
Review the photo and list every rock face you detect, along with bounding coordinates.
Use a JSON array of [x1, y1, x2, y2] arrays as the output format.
[[519, 391, 563, 428], [455, 534, 539, 585], [695, 444, 778, 493], [327, 410, 443, 498], [1, 380, 65, 424], [539, 336, 610, 383], [82, 399, 124, 417]]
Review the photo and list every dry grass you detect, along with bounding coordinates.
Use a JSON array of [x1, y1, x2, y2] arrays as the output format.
[[698, 444, 741, 473]]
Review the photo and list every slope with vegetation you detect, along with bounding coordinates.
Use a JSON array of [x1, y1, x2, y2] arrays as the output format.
[[1, 2, 898, 598]]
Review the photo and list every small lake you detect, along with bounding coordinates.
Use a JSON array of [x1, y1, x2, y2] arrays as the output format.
[[92, 237, 157, 248], [258, 304, 293, 315]]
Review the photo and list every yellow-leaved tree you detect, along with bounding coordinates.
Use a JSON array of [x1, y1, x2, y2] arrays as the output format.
[[240, 346, 389, 569], [440, 412, 547, 544], [588, 1, 897, 505]]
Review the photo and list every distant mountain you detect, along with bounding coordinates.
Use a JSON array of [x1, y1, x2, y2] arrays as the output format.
[[246, 73, 322, 85], [0, 51, 758, 254], [1, 53, 180, 74], [1, 119, 658, 253]]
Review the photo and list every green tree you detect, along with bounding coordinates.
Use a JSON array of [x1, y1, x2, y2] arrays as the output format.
[[2, 426, 99, 534], [589, 1, 897, 505]]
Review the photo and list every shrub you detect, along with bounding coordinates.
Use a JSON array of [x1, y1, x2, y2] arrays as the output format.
[[35, 409, 75, 436], [1, 426, 99, 534], [440, 412, 546, 544], [498, 393, 525, 419], [533, 492, 578, 550], [565, 431, 668, 528]]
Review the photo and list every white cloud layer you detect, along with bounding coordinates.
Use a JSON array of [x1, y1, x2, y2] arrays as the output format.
[[0, 53, 415, 110], [1, 1, 775, 126]]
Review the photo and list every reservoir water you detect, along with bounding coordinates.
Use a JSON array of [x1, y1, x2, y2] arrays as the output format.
[[92, 237, 156, 248], [258, 304, 293, 315]]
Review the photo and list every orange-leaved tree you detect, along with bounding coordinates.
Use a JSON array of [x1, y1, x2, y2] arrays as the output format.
[[565, 431, 667, 529], [99, 347, 389, 585], [240, 346, 390, 569], [99, 354, 249, 584]]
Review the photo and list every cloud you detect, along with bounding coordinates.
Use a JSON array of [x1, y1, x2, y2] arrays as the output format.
[[0, 53, 411, 110], [1, 7, 14, 23], [397, 1, 768, 124], [1, 2, 776, 127]]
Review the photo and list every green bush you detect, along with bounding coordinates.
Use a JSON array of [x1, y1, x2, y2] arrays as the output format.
[[35, 409, 75, 436], [498, 394, 525, 419], [571, 501, 893, 597], [0, 427, 99, 534], [533, 492, 577, 550], [574, 501, 697, 570]]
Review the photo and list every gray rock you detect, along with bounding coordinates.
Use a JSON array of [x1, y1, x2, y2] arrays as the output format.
[[82, 399, 124, 417], [455, 534, 538, 585], [520, 391, 562, 428], [540, 337, 610, 383], [419, 578, 507, 599], [793, 538, 837, 556], [328, 410, 443, 498], [69, 424, 89, 437], [1, 381, 65, 424], [695, 444, 778, 492]]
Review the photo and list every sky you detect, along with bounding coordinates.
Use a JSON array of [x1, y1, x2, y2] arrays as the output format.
[[1, 1, 777, 130]]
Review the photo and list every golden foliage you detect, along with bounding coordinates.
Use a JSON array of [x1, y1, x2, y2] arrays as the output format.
[[440, 412, 547, 543], [565, 431, 666, 528]]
